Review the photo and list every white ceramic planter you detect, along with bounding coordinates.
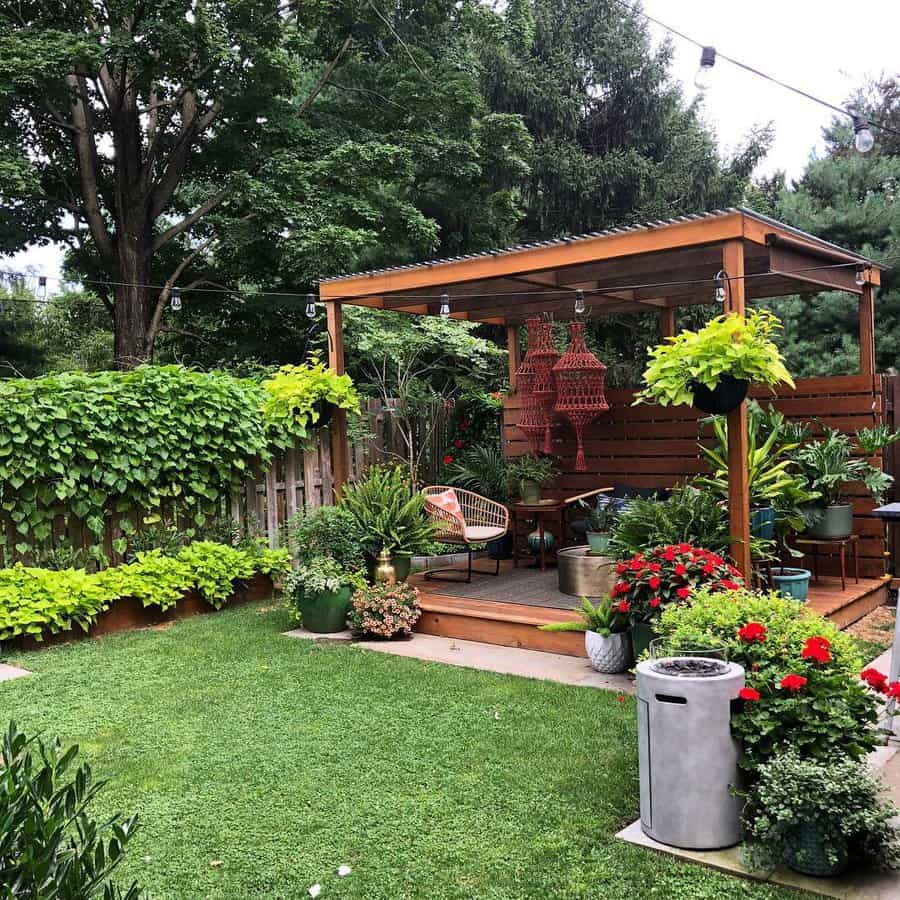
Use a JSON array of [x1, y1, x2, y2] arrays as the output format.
[[585, 629, 633, 674]]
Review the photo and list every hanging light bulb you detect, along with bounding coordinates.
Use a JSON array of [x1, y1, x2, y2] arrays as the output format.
[[574, 289, 586, 316], [694, 46, 716, 90], [855, 266, 866, 287], [38, 275, 47, 299], [439, 293, 450, 318], [170, 287, 182, 311], [853, 115, 875, 153], [305, 299, 316, 318], [714, 270, 727, 303]]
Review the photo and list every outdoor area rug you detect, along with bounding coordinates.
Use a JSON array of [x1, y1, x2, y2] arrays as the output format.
[[430, 566, 582, 610]]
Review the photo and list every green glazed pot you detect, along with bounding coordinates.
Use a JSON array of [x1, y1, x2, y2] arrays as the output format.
[[586, 531, 611, 554], [300, 585, 353, 633], [806, 503, 854, 540], [630, 621, 657, 660], [785, 820, 848, 878]]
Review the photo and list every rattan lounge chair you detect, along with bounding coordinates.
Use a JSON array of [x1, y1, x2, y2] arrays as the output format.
[[423, 486, 510, 583]]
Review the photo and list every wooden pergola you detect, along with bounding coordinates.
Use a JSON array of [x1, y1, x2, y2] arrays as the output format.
[[319, 207, 884, 577]]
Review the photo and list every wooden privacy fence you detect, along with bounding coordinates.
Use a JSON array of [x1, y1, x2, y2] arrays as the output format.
[[503, 374, 886, 578]]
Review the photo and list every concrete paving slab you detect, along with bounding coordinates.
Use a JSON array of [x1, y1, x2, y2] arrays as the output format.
[[354, 633, 635, 693], [0, 663, 30, 682], [282, 627, 354, 643]]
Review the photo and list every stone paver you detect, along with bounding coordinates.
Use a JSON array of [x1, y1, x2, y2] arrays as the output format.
[[0, 663, 30, 682], [354, 633, 635, 693], [283, 627, 354, 643]]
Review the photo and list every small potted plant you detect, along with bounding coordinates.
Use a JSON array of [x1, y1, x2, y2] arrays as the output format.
[[286, 556, 365, 633], [538, 596, 632, 673], [612, 544, 743, 658], [347, 581, 421, 639], [507, 454, 559, 504], [742, 752, 900, 878], [793, 427, 893, 539], [585, 501, 618, 555], [634, 309, 794, 414]]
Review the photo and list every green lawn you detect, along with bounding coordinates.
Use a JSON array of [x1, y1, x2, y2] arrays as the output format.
[[1, 605, 800, 900]]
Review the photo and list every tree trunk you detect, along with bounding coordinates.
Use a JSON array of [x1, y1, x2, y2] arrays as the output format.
[[113, 238, 153, 370]]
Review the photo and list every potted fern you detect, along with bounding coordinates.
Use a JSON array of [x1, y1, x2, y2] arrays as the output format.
[[539, 596, 632, 673], [507, 454, 559, 504], [635, 309, 794, 414]]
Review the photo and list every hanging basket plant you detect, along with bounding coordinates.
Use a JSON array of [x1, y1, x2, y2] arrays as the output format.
[[634, 309, 794, 412]]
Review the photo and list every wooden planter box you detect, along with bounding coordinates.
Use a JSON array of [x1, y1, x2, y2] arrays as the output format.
[[15, 573, 274, 651]]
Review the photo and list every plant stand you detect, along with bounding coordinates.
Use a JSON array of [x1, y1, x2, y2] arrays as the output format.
[[511, 500, 566, 571], [793, 534, 859, 591]]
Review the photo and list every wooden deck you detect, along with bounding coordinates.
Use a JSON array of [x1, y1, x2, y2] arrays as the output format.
[[410, 561, 889, 658]]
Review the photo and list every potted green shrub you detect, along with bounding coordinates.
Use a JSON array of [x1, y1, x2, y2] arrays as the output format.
[[742, 752, 900, 877], [286, 556, 364, 633], [634, 309, 794, 414], [339, 464, 436, 581], [585, 502, 618, 555], [793, 427, 893, 539], [539, 596, 632, 673], [507, 454, 559, 504]]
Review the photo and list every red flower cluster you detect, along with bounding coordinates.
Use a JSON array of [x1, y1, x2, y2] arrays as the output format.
[[738, 622, 767, 643], [801, 636, 831, 664], [860, 667, 900, 700], [739, 687, 761, 702], [612, 544, 743, 624], [780, 673, 808, 692]]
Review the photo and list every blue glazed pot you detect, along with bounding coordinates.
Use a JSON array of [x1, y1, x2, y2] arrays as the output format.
[[770, 567, 811, 601], [750, 505, 775, 541]]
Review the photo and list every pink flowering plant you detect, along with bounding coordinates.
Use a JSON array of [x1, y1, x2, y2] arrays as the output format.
[[347, 581, 421, 638], [610, 543, 742, 625]]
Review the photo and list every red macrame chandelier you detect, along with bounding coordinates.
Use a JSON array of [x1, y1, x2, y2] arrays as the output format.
[[552, 321, 609, 471], [530, 321, 560, 454], [515, 317, 546, 453]]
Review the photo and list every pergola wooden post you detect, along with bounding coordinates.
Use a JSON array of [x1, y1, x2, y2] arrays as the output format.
[[325, 300, 350, 498], [723, 239, 752, 578], [659, 307, 676, 340], [507, 324, 522, 391], [860, 281, 876, 378]]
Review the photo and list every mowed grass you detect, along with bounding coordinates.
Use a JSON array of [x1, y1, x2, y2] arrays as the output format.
[[1, 605, 800, 900]]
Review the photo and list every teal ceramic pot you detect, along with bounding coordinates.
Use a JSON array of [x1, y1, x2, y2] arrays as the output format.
[[806, 504, 854, 540], [770, 567, 811, 601], [300, 585, 353, 633], [785, 820, 848, 877], [527, 529, 555, 555], [390, 552, 413, 582], [750, 505, 775, 541], [630, 621, 657, 659], [586, 531, 611, 555]]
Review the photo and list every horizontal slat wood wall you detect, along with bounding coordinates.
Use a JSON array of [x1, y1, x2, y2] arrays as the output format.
[[504, 375, 885, 577]]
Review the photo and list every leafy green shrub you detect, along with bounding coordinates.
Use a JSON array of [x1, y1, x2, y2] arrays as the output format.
[[262, 356, 359, 448], [287, 505, 365, 569], [635, 309, 794, 407], [610, 486, 729, 557], [655, 588, 878, 773], [742, 752, 900, 872], [0, 542, 290, 641], [340, 465, 436, 556], [0, 722, 143, 899], [506, 454, 558, 495]]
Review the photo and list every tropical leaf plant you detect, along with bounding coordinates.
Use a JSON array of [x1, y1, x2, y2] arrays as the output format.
[[446, 444, 510, 504], [538, 596, 628, 636]]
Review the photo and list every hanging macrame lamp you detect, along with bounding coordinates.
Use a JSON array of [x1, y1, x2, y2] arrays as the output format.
[[552, 321, 609, 471], [530, 321, 560, 454], [515, 318, 548, 453]]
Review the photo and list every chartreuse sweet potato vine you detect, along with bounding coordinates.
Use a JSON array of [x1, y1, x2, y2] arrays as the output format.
[[0, 541, 290, 642], [635, 309, 794, 407], [0, 362, 358, 561]]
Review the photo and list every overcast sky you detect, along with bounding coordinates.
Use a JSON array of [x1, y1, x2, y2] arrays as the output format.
[[8, 0, 900, 286]]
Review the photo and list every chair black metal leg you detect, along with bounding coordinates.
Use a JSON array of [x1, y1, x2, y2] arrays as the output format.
[[424, 547, 502, 582]]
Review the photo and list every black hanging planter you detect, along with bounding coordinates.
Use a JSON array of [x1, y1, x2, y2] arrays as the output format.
[[312, 399, 335, 427], [689, 374, 749, 415]]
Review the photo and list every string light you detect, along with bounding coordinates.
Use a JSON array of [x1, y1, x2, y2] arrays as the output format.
[[574, 289, 586, 316], [305, 300, 316, 318], [855, 265, 866, 287], [714, 270, 727, 303], [439, 293, 450, 318], [170, 287, 182, 311], [853, 115, 875, 153], [694, 46, 716, 90]]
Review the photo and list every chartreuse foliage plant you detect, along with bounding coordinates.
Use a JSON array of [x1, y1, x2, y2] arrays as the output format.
[[0, 363, 355, 561], [0, 722, 143, 899], [655, 588, 878, 773], [635, 309, 794, 407], [0, 542, 289, 642], [261, 355, 359, 448]]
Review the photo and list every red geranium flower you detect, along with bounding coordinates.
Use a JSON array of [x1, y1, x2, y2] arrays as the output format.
[[674, 563, 687, 577], [676, 587, 691, 600], [887, 682, 900, 700], [739, 687, 761, 702], [613, 581, 629, 596], [442, 454, 453, 465], [663, 547, 676, 561], [615, 600, 630, 614], [648, 575, 661, 590], [677, 542, 692, 553], [616, 563, 627, 575], [648, 562, 661, 573], [738, 622, 767, 643], [780, 674, 808, 692], [649, 597, 661, 608], [801, 637, 831, 664], [861, 668, 889, 693], [718, 579, 742, 591]]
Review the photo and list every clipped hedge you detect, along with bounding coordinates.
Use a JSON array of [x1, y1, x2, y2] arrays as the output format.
[[0, 363, 358, 560], [0, 541, 290, 642]]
